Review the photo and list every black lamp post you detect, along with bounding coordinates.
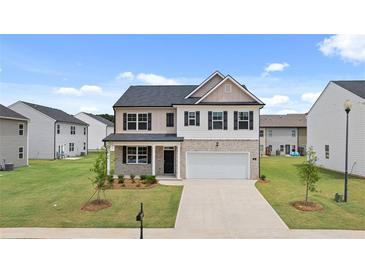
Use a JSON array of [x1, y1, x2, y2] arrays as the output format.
[[343, 100, 352, 202]]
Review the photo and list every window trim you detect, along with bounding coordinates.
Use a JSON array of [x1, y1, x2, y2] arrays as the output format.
[[126, 146, 148, 164], [291, 129, 296, 137], [212, 111, 223, 130], [70, 126, 76, 135], [224, 83, 232, 93], [69, 142, 75, 152], [238, 111, 249, 130], [18, 123, 24, 136], [188, 111, 196, 126], [18, 146, 24, 159]]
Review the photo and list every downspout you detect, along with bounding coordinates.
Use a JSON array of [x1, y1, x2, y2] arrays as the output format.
[[86, 125, 89, 155], [258, 108, 261, 179], [113, 106, 116, 134]]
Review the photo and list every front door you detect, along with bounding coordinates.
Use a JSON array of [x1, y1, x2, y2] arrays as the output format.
[[285, 144, 290, 155], [164, 150, 174, 174]]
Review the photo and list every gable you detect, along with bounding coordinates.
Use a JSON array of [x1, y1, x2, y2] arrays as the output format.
[[201, 78, 256, 103], [191, 73, 224, 97]]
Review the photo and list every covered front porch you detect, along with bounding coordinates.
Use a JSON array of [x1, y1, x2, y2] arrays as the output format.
[[104, 134, 183, 179]]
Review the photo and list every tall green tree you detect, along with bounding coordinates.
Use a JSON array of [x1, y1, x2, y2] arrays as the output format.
[[298, 147, 320, 202]]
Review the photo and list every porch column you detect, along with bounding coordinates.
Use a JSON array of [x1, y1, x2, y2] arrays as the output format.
[[152, 145, 156, 176], [106, 142, 111, 176], [176, 144, 181, 179]]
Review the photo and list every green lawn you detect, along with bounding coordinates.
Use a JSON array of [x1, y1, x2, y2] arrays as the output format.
[[257, 156, 365, 230], [0, 152, 182, 228]]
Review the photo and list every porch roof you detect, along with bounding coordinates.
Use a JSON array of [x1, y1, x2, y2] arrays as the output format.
[[103, 133, 184, 142]]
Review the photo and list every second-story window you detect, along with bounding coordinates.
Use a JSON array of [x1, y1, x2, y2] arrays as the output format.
[[291, 129, 296, 137], [138, 113, 148, 130], [127, 114, 137, 130], [238, 111, 249, 129], [268, 129, 273, 137], [259, 130, 264, 137], [18, 123, 24, 135], [70, 126, 76, 135], [84, 127, 86, 135], [184, 111, 200, 127], [166, 113, 174, 127], [189, 112, 196, 126], [57, 124, 60, 134]]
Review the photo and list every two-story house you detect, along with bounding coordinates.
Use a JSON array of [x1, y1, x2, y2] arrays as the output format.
[[9, 101, 89, 159], [104, 71, 264, 179], [0, 104, 29, 168], [74, 112, 114, 150], [260, 114, 307, 156]]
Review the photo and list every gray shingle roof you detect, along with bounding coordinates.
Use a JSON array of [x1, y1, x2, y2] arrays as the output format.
[[332, 81, 365, 99], [21, 101, 88, 125], [0, 104, 29, 120], [83, 112, 114, 127], [113, 85, 199, 107], [260, 114, 307, 128], [103, 133, 184, 142]]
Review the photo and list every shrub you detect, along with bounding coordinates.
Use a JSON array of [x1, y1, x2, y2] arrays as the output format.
[[118, 174, 124, 184], [145, 175, 157, 184], [140, 175, 147, 181], [298, 147, 320, 202], [107, 175, 114, 188], [260, 174, 266, 181], [130, 174, 136, 183]]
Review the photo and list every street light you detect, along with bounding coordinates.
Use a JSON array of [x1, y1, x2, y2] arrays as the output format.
[[343, 100, 352, 202]]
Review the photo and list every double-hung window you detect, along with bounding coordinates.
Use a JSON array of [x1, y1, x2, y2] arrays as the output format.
[[238, 111, 249, 129], [18, 147, 24, 159], [70, 126, 75, 135], [189, 112, 196, 126], [127, 114, 137, 130], [84, 127, 86, 135], [18, 123, 24, 135], [259, 130, 264, 137], [138, 113, 148, 130], [69, 143, 75, 152], [166, 113, 174, 127], [127, 146, 147, 164], [291, 129, 296, 137], [83, 142, 86, 150], [57, 124, 60, 134], [268, 129, 273, 137], [325, 145, 329, 159], [212, 112, 223, 129]]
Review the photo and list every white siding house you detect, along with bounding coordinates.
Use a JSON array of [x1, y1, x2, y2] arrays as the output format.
[[9, 101, 89, 159], [307, 81, 365, 177], [74, 112, 114, 150]]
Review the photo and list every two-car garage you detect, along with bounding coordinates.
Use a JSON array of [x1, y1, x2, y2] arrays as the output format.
[[186, 152, 249, 179]]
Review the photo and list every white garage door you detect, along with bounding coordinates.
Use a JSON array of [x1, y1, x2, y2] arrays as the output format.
[[186, 152, 249, 179]]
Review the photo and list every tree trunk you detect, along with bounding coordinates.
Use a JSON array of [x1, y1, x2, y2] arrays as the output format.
[[305, 182, 309, 202]]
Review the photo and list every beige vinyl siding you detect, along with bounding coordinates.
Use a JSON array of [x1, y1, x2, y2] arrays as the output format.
[[191, 74, 224, 97]]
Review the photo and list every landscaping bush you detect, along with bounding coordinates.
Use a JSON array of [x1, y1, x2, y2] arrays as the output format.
[[118, 175, 124, 184], [260, 174, 266, 181], [145, 175, 157, 184], [140, 175, 147, 181], [130, 174, 136, 183], [107, 175, 114, 188]]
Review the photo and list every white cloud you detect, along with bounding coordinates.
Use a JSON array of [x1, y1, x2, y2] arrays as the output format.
[[55, 85, 102, 96], [275, 109, 299, 114], [80, 106, 99, 113], [55, 87, 82, 96], [262, 62, 289, 76], [301, 92, 321, 103], [80, 85, 102, 94], [116, 71, 134, 80], [261, 95, 290, 106], [136, 73, 179, 85], [318, 35, 365, 63]]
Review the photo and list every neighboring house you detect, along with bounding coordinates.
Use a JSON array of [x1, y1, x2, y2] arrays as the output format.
[[260, 114, 307, 156], [307, 81, 365, 177], [0, 104, 29, 168], [74, 112, 114, 150], [104, 71, 264, 179], [9, 101, 88, 159]]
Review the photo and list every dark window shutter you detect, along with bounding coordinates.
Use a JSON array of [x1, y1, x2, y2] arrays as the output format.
[[122, 146, 126, 164], [208, 111, 212, 130], [147, 146, 151, 164], [123, 113, 127, 130], [184, 111, 188, 126], [148, 113, 152, 130], [196, 111, 200, 126], [223, 111, 228, 130], [249, 111, 254, 130], [234, 111, 238, 130]]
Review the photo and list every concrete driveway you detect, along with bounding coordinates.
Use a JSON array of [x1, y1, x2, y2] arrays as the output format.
[[171, 179, 288, 238]]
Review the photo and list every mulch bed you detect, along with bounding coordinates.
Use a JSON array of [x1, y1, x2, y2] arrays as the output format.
[[81, 199, 112, 212], [258, 179, 270, 184], [292, 201, 323, 212], [110, 178, 159, 189]]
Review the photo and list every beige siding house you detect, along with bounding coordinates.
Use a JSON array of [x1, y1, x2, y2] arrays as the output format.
[[259, 114, 307, 156], [0, 104, 29, 168], [104, 71, 264, 180]]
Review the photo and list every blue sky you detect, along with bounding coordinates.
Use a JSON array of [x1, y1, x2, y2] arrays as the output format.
[[1, 35, 364, 114]]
